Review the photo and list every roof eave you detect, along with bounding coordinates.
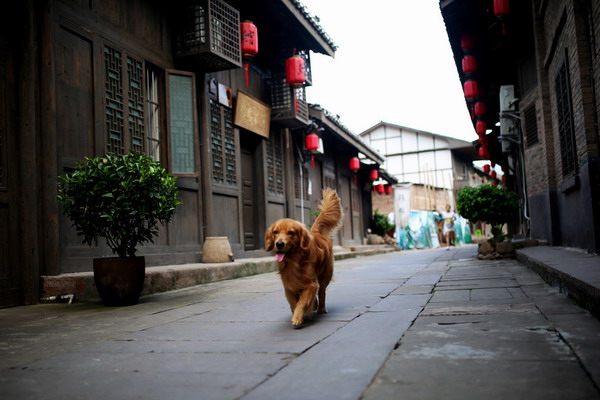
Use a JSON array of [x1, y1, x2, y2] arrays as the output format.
[[280, 0, 337, 57]]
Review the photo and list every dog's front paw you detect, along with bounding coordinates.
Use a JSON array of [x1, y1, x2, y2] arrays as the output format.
[[317, 307, 327, 314], [291, 315, 304, 326]]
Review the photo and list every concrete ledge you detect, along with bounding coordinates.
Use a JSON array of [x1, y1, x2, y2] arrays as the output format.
[[516, 246, 600, 319], [41, 246, 397, 302]]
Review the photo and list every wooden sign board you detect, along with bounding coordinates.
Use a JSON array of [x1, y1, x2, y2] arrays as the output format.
[[234, 90, 271, 139]]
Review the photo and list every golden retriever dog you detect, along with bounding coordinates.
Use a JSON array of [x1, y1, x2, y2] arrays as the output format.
[[265, 188, 343, 326]]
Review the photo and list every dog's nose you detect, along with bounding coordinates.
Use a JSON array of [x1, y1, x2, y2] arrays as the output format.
[[276, 241, 284, 249]]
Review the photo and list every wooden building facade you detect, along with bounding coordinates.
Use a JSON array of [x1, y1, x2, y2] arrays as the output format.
[[440, 0, 600, 253], [0, 0, 385, 307]]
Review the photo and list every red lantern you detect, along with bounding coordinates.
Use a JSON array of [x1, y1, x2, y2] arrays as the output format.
[[478, 134, 488, 146], [240, 21, 258, 87], [369, 169, 379, 181], [305, 133, 319, 168], [483, 164, 491, 174], [491, 180, 499, 187], [384, 185, 393, 195], [376, 184, 384, 194], [464, 80, 478, 100], [474, 102, 486, 116], [241, 21, 258, 57], [476, 120, 487, 135], [501, 174, 506, 182], [460, 34, 475, 53], [286, 55, 306, 86], [479, 145, 490, 159], [494, 0, 510, 34], [490, 170, 497, 179], [462, 55, 477, 75], [494, 0, 510, 17], [349, 157, 360, 184]]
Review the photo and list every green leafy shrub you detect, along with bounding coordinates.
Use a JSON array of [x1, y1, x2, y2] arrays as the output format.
[[58, 153, 180, 257], [371, 209, 394, 237], [456, 184, 518, 243]]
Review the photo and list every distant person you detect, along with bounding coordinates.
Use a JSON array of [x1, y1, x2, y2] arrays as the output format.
[[441, 204, 456, 250]]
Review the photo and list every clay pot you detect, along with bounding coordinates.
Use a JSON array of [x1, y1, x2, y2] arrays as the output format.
[[93, 256, 145, 306], [202, 237, 234, 263]]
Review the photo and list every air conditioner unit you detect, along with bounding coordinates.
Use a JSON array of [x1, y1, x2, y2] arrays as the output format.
[[499, 85, 520, 153]]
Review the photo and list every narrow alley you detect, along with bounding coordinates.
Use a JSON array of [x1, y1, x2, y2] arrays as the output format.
[[1, 246, 599, 399]]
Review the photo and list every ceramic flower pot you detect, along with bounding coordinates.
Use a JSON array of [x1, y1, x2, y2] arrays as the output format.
[[93, 256, 145, 306], [201, 237, 234, 263]]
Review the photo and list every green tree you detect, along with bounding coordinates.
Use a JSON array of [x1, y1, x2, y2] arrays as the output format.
[[58, 153, 180, 257], [456, 184, 518, 243], [371, 209, 394, 237]]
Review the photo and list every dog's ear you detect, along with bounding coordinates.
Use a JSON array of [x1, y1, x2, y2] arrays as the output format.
[[299, 228, 311, 251], [265, 225, 274, 252]]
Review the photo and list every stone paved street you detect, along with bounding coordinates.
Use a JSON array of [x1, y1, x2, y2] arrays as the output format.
[[1, 245, 599, 399]]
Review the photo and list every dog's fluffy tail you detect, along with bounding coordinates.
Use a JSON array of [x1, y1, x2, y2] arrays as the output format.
[[311, 188, 343, 237]]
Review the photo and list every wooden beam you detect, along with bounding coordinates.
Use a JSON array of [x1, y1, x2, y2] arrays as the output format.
[[18, 0, 40, 304]]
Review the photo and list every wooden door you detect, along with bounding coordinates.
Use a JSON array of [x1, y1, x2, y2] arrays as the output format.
[[0, 44, 20, 307], [351, 184, 362, 241], [339, 175, 353, 243], [242, 149, 257, 250]]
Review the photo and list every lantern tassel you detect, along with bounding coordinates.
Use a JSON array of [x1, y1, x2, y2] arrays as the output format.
[[244, 63, 250, 87], [354, 174, 357, 185], [311, 155, 315, 169]]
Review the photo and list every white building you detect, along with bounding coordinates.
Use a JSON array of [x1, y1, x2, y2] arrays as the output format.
[[359, 122, 480, 196]]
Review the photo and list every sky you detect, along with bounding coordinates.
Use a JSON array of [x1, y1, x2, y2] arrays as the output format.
[[300, 0, 477, 142]]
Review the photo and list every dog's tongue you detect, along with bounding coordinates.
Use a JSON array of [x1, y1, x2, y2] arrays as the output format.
[[275, 252, 285, 262]]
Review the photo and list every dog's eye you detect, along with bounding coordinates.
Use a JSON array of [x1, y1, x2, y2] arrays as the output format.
[[288, 231, 295, 236], [273, 230, 279, 235]]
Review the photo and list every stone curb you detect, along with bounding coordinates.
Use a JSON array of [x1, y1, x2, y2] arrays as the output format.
[[41, 246, 397, 302], [515, 249, 600, 319]]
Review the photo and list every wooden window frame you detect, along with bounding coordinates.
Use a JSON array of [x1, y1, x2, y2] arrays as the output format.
[[554, 50, 577, 178]]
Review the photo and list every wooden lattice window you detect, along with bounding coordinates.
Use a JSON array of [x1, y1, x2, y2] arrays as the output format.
[[266, 130, 284, 196], [554, 53, 577, 177], [210, 98, 236, 185], [324, 175, 336, 191], [104, 46, 124, 155], [523, 103, 538, 147], [174, 0, 241, 71], [127, 57, 144, 153], [103, 44, 145, 156]]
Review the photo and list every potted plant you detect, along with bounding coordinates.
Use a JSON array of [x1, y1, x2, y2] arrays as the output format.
[[368, 209, 395, 244], [58, 152, 180, 305], [456, 184, 519, 257]]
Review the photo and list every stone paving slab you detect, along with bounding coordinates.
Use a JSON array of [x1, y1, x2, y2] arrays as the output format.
[[363, 359, 598, 400], [516, 246, 600, 318]]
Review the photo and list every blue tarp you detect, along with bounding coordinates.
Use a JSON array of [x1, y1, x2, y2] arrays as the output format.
[[398, 210, 471, 250]]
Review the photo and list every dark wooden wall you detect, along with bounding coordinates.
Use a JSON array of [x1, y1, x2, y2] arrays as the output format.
[[1, 0, 369, 306], [45, 0, 208, 272]]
